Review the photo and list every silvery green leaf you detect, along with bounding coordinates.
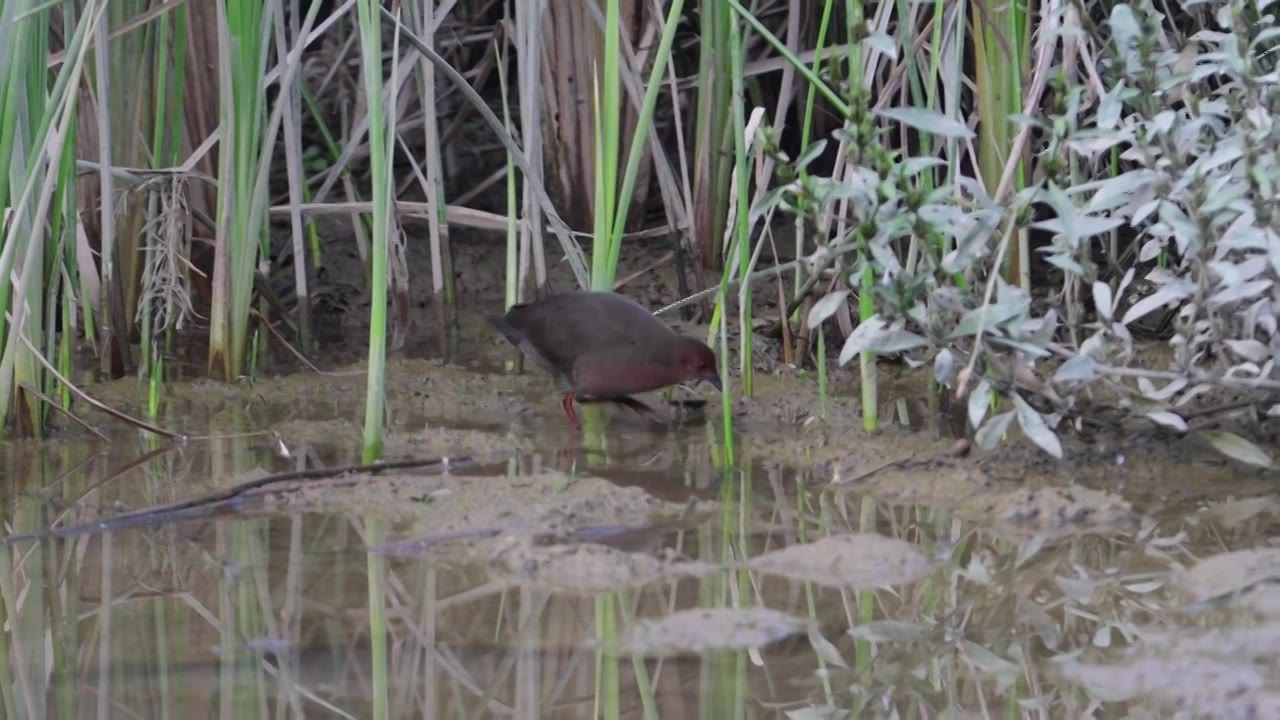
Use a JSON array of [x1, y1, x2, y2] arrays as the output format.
[[1138, 239, 1165, 262], [875, 107, 975, 140], [969, 379, 992, 429], [1086, 169, 1156, 214], [1145, 410, 1187, 433], [951, 302, 1024, 338], [1018, 311, 1058, 350], [1109, 5, 1141, 53], [1115, 267, 1135, 304], [868, 330, 929, 354], [975, 410, 1015, 450], [1120, 281, 1194, 325], [868, 239, 904, 275], [1093, 624, 1113, 648], [1067, 135, 1125, 156], [862, 32, 898, 60], [1200, 181, 1249, 216], [837, 315, 887, 365], [1245, 106, 1273, 133], [1252, 166, 1274, 206], [807, 290, 851, 328], [934, 349, 956, 386], [1225, 339, 1270, 363], [1214, 256, 1269, 285], [1150, 110, 1176, 135], [1199, 431, 1275, 469], [1138, 376, 1187, 400], [907, 301, 927, 325], [1160, 202, 1201, 256], [1250, 26, 1280, 49], [941, 215, 1000, 272], [785, 706, 849, 720], [794, 139, 828, 171], [806, 624, 848, 669], [848, 620, 929, 643], [960, 640, 1021, 691], [1111, 4, 1141, 64], [809, 177, 871, 205], [902, 156, 947, 176], [1098, 80, 1126, 129], [1193, 138, 1243, 175], [1029, 214, 1124, 239], [1044, 252, 1086, 275], [995, 340, 1052, 359], [1053, 354, 1099, 383], [1132, 197, 1160, 225], [1092, 281, 1114, 321], [1013, 394, 1063, 458], [1209, 279, 1272, 308]]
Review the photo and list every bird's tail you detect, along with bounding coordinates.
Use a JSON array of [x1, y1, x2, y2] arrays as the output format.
[[486, 313, 524, 346]]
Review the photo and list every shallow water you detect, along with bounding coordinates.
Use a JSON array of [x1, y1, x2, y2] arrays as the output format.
[[2, 360, 1279, 719]]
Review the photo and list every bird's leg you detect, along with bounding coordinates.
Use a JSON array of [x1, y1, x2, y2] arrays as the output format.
[[561, 392, 581, 430]]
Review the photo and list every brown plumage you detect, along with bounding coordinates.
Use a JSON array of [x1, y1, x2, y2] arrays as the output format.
[[489, 291, 722, 428]]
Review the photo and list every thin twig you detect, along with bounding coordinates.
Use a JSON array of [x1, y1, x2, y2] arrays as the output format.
[[613, 252, 673, 291], [655, 237, 863, 317], [262, 317, 364, 377], [17, 383, 109, 441], [12, 323, 186, 441]]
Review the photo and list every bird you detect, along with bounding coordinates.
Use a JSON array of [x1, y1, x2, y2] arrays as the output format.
[[488, 291, 722, 429]]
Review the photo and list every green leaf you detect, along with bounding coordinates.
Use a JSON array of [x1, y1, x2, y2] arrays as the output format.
[[867, 330, 929, 354], [1053, 354, 1100, 383], [807, 290, 850, 329], [968, 379, 992, 429], [875, 107, 975, 140], [975, 410, 1015, 450], [1145, 410, 1187, 433], [1013, 394, 1063, 458], [1199, 431, 1274, 469], [838, 316, 887, 365], [1092, 281, 1114, 321], [1119, 281, 1193, 326]]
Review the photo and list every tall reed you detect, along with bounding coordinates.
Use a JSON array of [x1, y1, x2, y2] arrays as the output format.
[[0, 1, 100, 436], [209, 1, 272, 381], [357, 0, 398, 462]]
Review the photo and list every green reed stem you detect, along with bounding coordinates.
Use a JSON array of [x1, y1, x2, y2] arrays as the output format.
[[357, 0, 396, 462], [589, 0, 622, 291], [728, 5, 753, 398], [604, 0, 685, 281]]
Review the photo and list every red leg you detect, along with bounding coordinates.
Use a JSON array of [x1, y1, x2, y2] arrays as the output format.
[[561, 392, 581, 430]]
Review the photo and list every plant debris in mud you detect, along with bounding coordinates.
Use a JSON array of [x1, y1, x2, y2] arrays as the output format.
[[615, 608, 807, 657], [1179, 547, 1280, 612], [746, 532, 934, 590], [487, 538, 717, 594], [972, 485, 1136, 537], [265, 470, 694, 557], [1062, 644, 1280, 718]]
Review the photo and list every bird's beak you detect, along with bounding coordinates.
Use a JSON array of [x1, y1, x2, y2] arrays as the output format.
[[706, 373, 723, 391]]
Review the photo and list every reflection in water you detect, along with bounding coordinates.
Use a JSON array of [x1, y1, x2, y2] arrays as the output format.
[[2, 397, 1279, 719]]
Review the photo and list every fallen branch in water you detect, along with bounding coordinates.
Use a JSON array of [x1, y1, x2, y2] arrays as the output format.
[[0, 455, 473, 545]]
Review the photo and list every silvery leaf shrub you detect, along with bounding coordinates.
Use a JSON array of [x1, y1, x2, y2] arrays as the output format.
[[772, 0, 1280, 465]]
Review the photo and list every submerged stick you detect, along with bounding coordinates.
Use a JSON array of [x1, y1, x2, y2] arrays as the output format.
[[0, 455, 473, 545]]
